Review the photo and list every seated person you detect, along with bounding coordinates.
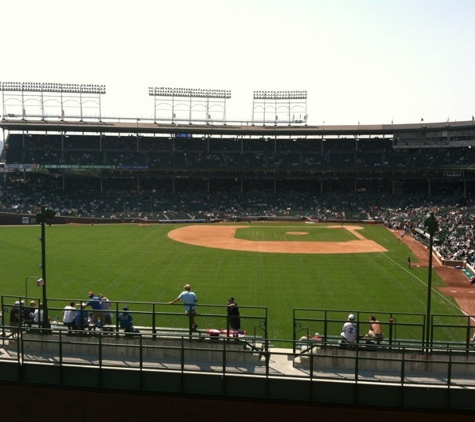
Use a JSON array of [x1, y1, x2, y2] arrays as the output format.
[[367, 315, 383, 343], [75, 305, 88, 330], [340, 314, 358, 344], [118, 306, 135, 333], [23, 301, 36, 327], [299, 332, 323, 342], [87, 312, 97, 330], [33, 304, 44, 326]]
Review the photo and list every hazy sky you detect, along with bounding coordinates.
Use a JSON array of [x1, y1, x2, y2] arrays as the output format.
[[1, 0, 474, 128]]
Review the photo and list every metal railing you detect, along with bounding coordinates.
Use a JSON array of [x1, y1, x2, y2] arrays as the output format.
[[1, 295, 268, 340], [292, 308, 475, 353], [1, 326, 475, 389]]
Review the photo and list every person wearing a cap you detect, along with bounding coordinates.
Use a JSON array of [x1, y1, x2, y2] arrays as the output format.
[[226, 297, 241, 335], [169, 284, 198, 331], [85, 291, 102, 325], [340, 313, 358, 344], [118, 306, 134, 333]]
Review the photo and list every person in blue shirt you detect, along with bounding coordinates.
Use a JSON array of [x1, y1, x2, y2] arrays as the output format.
[[169, 284, 198, 331], [85, 291, 102, 325], [118, 306, 134, 333], [75, 305, 88, 331]]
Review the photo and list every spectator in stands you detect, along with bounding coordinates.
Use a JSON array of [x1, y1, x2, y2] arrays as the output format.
[[298, 332, 323, 342], [23, 300, 36, 327], [87, 312, 97, 331], [340, 314, 358, 345], [118, 306, 134, 333], [62, 301, 77, 331], [84, 291, 102, 324], [75, 304, 88, 331], [226, 297, 241, 335], [33, 304, 44, 325], [99, 294, 112, 325], [8, 301, 21, 338], [367, 315, 383, 343], [169, 284, 198, 331]]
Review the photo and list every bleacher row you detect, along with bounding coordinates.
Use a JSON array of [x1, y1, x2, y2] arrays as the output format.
[[5, 133, 475, 169], [2, 322, 270, 364]]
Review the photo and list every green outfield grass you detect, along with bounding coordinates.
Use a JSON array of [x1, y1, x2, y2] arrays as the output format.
[[0, 222, 464, 341]]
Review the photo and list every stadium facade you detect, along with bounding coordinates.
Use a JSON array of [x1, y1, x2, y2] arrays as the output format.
[[2, 117, 475, 218]]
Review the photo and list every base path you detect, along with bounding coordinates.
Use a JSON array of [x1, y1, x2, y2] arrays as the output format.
[[168, 224, 387, 254]]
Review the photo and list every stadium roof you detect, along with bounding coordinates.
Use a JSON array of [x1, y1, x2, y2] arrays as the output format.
[[1, 118, 474, 137]]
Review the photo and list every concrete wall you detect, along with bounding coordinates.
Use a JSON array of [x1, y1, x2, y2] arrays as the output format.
[[13, 333, 261, 364], [1, 381, 474, 422], [1, 361, 475, 418], [295, 346, 475, 376]]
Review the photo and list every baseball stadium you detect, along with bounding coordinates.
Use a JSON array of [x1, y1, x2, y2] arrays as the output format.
[[1, 83, 475, 420]]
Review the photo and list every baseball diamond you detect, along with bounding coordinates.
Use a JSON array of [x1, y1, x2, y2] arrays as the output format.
[[168, 224, 388, 254]]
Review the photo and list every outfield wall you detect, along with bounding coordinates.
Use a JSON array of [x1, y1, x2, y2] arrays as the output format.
[[2, 331, 475, 413], [0, 381, 473, 422], [1, 349, 475, 416]]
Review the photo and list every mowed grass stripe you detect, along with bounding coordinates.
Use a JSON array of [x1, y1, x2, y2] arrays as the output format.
[[0, 223, 462, 341]]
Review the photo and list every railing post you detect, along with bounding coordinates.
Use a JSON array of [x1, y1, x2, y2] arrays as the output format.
[[222, 334, 227, 395]]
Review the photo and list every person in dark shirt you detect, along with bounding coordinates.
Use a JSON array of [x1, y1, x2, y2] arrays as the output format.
[[75, 305, 88, 331], [226, 297, 241, 335], [8, 301, 21, 338]]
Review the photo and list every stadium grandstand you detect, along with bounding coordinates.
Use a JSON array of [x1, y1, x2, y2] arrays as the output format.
[[2, 82, 475, 263]]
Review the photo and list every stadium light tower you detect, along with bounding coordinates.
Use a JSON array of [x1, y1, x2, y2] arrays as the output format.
[[423, 212, 438, 349], [0, 81, 106, 121], [148, 86, 231, 124], [252, 90, 307, 126]]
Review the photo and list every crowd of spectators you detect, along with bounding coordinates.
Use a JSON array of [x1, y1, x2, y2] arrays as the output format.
[[5, 133, 475, 170]]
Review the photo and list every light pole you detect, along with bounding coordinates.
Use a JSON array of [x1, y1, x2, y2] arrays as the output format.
[[36, 205, 56, 330], [423, 212, 438, 348]]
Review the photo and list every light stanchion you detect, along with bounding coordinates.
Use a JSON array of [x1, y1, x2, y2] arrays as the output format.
[[36, 205, 56, 330], [423, 212, 439, 349]]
